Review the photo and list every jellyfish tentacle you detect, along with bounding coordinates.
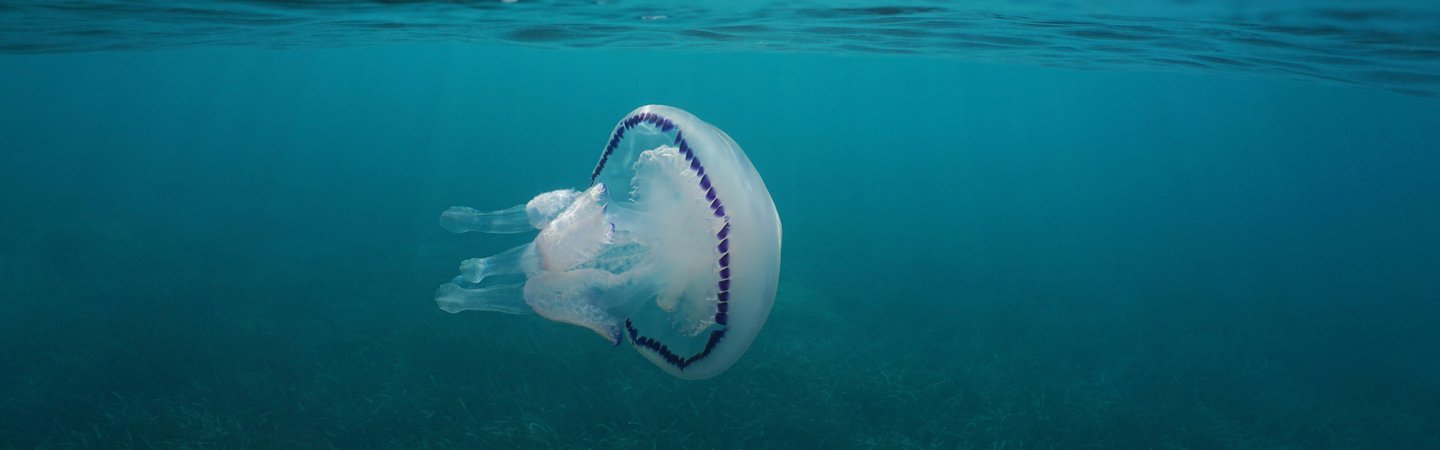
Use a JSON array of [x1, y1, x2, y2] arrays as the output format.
[[534, 184, 614, 272], [439, 205, 532, 234], [455, 243, 539, 285], [440, 189, 587, 235], [518, 269, 661, 345], [435, 282, 531, 315], [522, 269, 625, 344], [524, 189, 581, 228]]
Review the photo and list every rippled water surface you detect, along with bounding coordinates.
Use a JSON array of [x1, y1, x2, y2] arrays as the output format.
[[3, 0, 1439, 95]]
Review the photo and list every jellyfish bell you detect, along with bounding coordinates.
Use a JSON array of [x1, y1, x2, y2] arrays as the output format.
[[436, 105, 781, 379]]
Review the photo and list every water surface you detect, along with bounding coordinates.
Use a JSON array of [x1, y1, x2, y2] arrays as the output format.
[[3, 0, 1439, 95]]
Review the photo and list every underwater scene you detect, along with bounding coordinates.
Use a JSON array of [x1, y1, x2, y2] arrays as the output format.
[[2, 1, 1439, 448]]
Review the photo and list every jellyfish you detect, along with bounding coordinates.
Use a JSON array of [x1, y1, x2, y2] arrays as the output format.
[[435, 105, 781, 379]]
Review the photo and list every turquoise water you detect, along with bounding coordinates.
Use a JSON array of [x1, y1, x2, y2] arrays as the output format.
[[3, 2, 1440, 448], [5, 1, 1440, 95]]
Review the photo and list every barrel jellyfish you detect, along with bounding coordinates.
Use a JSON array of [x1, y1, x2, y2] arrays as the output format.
[[435, 105, 781, 379]]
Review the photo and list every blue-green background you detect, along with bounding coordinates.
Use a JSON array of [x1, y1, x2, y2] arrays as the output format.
[[3, 44, 1439, 447]]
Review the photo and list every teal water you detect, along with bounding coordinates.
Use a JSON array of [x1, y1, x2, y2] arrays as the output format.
[[5, 1, 1440, 95], [3, 2, 1440, 448]]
